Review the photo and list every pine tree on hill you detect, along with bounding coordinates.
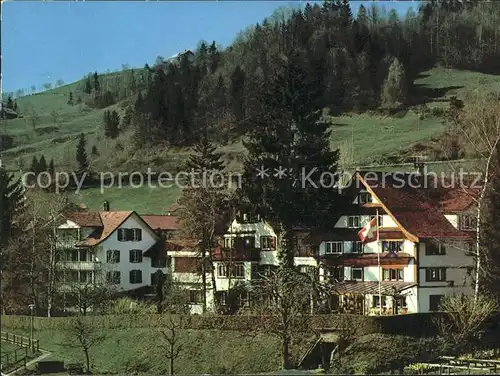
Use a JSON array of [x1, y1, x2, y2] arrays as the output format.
[[84, 76, 92, 94], [186, 136, 225, 179], [30, 156, 40, 175], [38, 155, 48, 172], [48, 159, 55, 177], [76, 133, 89, 173], [0, 168, 24, 247], [68, 91, 74, 105], [93, 72, 100, 93], [6, 96, 14, 110]]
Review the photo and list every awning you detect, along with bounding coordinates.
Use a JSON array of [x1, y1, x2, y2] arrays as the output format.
[[330, 281, 417, 295]]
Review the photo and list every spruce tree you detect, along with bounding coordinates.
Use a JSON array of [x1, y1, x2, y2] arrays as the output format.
[[84, 76, 92, 94], [93, 72, 100, 93], [6, 96, 14, 110], [30, 156, 40, 175], [230, 65, 246, 122], [0, 168, 24, 247], [186, 136, 225, 185], [38, 155, 48, 172], [48, 159, 55, 176], [76, 133, 89, 172], [68, 91, 74, 105], [240, 51, 344, 267]]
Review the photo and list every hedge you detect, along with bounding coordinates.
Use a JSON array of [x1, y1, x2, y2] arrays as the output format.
[[0, 313, 443, 336]]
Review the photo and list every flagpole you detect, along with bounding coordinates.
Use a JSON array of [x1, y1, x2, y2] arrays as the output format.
[[377, 209, 382, 316]]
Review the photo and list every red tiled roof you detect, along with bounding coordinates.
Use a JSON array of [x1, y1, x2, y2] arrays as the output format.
[[359, 172, 472, 239], [142, 215, 179, 231], [63, 212, 102, 227], [79, 211, 134, 246]]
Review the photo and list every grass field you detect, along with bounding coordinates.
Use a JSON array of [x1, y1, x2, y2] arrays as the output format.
[[8, 327, 308, 374], [71, 184, 180, 214], [1, 66, 499, 212]]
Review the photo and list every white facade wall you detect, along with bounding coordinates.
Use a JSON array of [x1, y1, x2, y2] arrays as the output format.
[[97, 214, 165, 291], [445, 214, 459, 229], [417, 240, 474, 312]]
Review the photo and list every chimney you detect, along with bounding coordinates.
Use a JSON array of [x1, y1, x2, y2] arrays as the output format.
[[103, 200, 110, 211]]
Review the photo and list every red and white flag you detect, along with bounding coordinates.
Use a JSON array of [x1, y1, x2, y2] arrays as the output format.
[[358, 217, 378, 243]]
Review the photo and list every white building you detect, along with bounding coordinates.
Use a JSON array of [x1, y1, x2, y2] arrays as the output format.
[[56, 207, 169, 303]]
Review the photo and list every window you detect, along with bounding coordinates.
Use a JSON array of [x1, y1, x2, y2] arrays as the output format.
[[351, 241, 363, 253], [129, 270, 142, 284], [299, 265, 316, 279], [382, 241, 403, 253], [261, 236, 276, 251], [425, 267, 447, 282], [131, 228, 142, 241], [461, 215, 476, 231], [429, 294, 444, 311], [327, 267, 344, 282], [118, 228, 143, 242], [352, 268, 363, 281], [106, 271, 120, 285], [224, 237, 233, 249], [358, 192, 372, 204], [66, 270, 79, 283], [189, 290, 202, 304], [382, 268, 404, 281], [370, 215, 384, 227], [107, 250, 120, 263], [238, 292, 250, 307], [78, 271, 93, 283], [243, 237, 255, 249], [129, 249, 143, 263], [259, 265, 277, 277], [348, 216, 360, 228], [218, 263, 245, 278], [219, 291, 227, 306], [151, 254, 166, 268], [425, 241, 446, 255], [372, 295, 387, 308], [69, 249, 90, 262], [325, 241, 343, 254]]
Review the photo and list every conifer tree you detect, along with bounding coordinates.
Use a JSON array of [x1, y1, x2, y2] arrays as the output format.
[[76, 133, 89, 173], [38, 155, 48, 172], [30, 156, 40, 175], [68, 91, 74, 105], [6, 96, 14, 110], [48, 159, 55, 176], [240, 51, 345, 267], [0, 168, 24, 247], [93, 72, 100, 93], [84, 76, 92, 94]]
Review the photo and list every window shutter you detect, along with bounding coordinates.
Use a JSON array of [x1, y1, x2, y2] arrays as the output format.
[[136, 229, 142, 241], [271, 237, 276, 250]]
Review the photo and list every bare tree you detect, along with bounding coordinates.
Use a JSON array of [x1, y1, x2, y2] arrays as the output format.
[[447, 92, 500, 300], [65, 281, 113, 316], [30, 85, 36, 94], [15, 89, 24, 98], [25, 105, 40, 130], [437, 294, 497, 353], [252, 267, 315, 369], [63, 315, 106, 374], [156, 315, 184, 376], [50, 109, 60, 127], [56, 79, 64, 87], [42, 82, 52, 91]]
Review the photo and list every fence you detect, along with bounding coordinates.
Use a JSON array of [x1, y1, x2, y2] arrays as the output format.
[[0, 332, 40, 372]]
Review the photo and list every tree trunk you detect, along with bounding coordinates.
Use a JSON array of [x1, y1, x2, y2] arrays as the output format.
[[84, 347, 91, 374], [201, 245, 207, 313], [170, 355, 174, 376], [282, 336, 291, 370]]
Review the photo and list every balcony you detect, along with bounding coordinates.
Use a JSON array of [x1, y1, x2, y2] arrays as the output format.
[[212, 246, 260, 262], [57, 261, 102, 270]]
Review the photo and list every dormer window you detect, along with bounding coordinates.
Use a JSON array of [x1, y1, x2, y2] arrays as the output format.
[[461, 215, 476, 231], [348, 216, 360, 228], [358, 192, 372, 204]]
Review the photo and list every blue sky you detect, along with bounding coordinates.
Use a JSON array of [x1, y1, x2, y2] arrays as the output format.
[[2, 1, 416, 94]]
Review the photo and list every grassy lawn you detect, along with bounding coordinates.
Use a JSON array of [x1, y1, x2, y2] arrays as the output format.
[[70, 184, 181, 214], [9, 327, 309, 375]]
